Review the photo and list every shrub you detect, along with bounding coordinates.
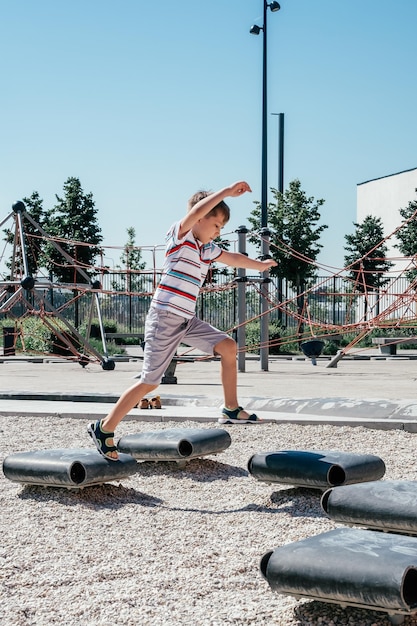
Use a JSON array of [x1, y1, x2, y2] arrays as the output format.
[[1, 317, 123, 357], [14, 318, 55, 353], [244, 321, 284, 354], [80, 318, 118, 339], [322, 340, 340, 356]]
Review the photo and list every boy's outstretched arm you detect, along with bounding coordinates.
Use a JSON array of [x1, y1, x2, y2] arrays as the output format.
[[179, 181, 251, 239], [217, 250, 278, 272]]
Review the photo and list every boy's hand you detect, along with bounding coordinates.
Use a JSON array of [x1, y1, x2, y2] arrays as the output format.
[[227, 181, 252, 197], [260, 258, 278, 269]]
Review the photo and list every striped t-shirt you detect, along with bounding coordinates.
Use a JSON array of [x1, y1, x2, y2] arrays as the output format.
[[152, 221, 223, 318]]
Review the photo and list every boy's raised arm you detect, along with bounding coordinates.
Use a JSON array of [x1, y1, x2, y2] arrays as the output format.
[[178, 181, 251, 239], [218, 250, 278, 272]]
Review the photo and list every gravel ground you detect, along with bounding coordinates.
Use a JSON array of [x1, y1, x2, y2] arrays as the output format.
[[2, 416, 417, 626]]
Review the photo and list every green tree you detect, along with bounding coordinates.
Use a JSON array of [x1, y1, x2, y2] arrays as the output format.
[[344, 215, 393, 294], [112, 226, 147, 292], [248, 179, 327, 291], [43, 177, 103, 328], [43, 177, 103, 284], [394, 200, 417, 281], [248, 179, 327, 330]]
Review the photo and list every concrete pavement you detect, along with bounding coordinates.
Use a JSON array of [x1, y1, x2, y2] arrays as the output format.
[[1, 349, 417, 431]]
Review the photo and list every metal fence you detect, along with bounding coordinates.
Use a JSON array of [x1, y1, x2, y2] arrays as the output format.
[[18, 271, 412, 334]]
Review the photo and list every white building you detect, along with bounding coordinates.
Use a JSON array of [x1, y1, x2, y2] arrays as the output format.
[[357, 167, 417, 270], [356, 167, 417, 321]]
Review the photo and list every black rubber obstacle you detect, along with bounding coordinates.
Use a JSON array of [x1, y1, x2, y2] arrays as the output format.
[[117, 427, 231, 462], [322, 480, 417, 534], [2, 449, 138, 488], [300, 339, 325, 365], [260, 527, 417, 621], [248, 449, 386, 489]]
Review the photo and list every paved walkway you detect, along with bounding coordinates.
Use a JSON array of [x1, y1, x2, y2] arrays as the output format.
[[1, 349, 417, 431]]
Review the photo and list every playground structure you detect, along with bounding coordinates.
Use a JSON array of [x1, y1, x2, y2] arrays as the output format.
[[0, 201, 116, 369], [2, 427, 232, 487], [247, 447, 417, 624], [2, 199, 417, 367], [4, 431, 417, 623]]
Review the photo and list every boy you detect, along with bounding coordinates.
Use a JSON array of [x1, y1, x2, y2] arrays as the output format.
[[88, 181, 277, 460]]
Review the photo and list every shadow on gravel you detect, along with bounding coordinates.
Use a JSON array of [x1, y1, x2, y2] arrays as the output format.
[[18, 483, 163, 510], [257, 486, 326, 518], [293, 600, 393, 625], [153, 493, 325, 516], [134, 457, 248, 482], [184, 487, 326, 518]]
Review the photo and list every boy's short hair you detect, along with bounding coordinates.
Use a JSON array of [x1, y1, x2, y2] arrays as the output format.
[[188, 190, 230, 223]]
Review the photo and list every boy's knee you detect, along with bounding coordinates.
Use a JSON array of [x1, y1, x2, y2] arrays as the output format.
[[215, 337, 237, 357]]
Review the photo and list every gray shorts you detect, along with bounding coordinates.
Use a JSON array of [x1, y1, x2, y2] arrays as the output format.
[[140, 307, 230, 386]]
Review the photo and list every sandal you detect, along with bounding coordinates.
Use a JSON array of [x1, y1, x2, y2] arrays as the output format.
[[138, 398, 150, 409], [150, 396, 162, 409], [87, 420, 119, 461], [218, 406, 261, 424]]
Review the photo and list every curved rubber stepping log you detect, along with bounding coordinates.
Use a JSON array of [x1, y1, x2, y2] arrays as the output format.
[[248, 449, 385, 489], [261, 527, 417, 618], [117, 427, 231, 461], [3, 448, 138, 488], [322, 479, 417, 534]]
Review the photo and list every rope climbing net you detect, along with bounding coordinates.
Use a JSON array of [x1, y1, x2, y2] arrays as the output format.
[[1, 200, 417, 365]]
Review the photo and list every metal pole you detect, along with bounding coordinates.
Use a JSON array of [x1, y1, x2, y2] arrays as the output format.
[[236, 226, 248, 372], [278, 112, 284, 193], [261, 0, 268, 229], [272, 112, 284, 325], [260, 0, 270, 371], [271, 112, 284, 193]]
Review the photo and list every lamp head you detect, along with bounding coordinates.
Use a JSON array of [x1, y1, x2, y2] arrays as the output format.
[[269, 1, 281, 11], [250, 24, 262, 35]]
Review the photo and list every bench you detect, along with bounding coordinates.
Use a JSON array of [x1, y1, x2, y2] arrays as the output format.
[[105, 333, 144, 345], [159, 353, 195, 384], [371, 336, 417, 355]]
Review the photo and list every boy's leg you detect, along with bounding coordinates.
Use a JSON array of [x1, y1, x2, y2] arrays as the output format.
[[106, 309, 185, 431], [88, 308, 188, 459], [102, 381, 158, 432], [213, 337, 239, 408], [182, 317, 259, 421], [88, 381, 157, 461], [214, 337, 256, 420]]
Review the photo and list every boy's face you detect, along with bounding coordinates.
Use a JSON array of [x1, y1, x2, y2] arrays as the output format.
[[193, 214, 227, 244]]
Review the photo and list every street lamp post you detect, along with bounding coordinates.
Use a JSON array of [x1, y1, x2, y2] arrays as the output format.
[[272, 112, 284, 194], [272, 111, 284, 326], [250, 1, 281, 371]]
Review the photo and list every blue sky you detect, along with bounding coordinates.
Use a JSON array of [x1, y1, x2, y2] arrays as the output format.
[[1, 0, 416, 271]]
